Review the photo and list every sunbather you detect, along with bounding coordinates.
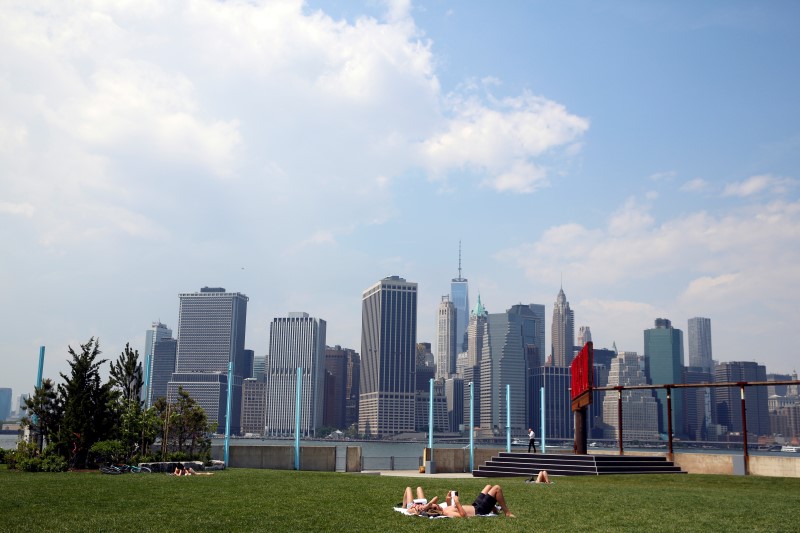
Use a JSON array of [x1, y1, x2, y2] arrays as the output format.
[[401, 487, 443, 516], [443, 484, 515, 517], [526, 470, 551, 484]]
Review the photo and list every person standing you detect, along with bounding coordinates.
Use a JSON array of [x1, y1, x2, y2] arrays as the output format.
[[527, 428, 537, 453]]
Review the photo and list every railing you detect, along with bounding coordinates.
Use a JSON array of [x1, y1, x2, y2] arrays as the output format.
[[593, 379, 800, 474]]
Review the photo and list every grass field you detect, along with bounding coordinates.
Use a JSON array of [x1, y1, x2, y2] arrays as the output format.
[[1, 466, 798, 532]]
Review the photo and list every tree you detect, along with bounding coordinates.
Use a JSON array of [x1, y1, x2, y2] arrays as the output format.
[[56, 338, 117, 468], [109, 343, 143, 406], [155, 388, 212, 459], [20, 378, 63, 450]]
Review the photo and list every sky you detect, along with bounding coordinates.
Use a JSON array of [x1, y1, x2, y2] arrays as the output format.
[[2, 0, 799, 400]]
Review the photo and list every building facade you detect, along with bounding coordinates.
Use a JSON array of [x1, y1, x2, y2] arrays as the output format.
[[644, 318, 685, 436], [714, 361, 770, 436], [240, 376, 267, 435], [148, 338, 177, 407], [359, 276, 418, 437], [436, 295, 457, 380], [170, 287, 248, 434], [551, 287, 575, 367], [451, 244, 469, 352], [602, 352, 660, 441], [143, 321, 173, 406], [264, 313, 327, 437], [324, 345, 359, 430], [687, 317, 713, 372]]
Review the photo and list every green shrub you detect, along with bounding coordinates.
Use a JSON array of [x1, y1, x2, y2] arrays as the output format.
[[89, 440, 126, 465], [40, 454, 68, 472], [0, 448, 5, 463]]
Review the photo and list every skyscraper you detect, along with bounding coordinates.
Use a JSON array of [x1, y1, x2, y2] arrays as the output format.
[[577, 326, 592, 350], [451, 243, 469, 352], [0, 388, 11, 421], [324, 345, 358, 430], [240, 376, 267, 435], [714, 361, 769, 436], [551, 287, 575, 367], [359, 276, 418, 437], [143, 321, 172, 406], [169, 287, 248, 434], [148, 337, 177, 407], [463, 295, 489, 429], [644, 318, 685, 436], [436, 295, 457, 380], [602, 352, 659, 441], [264, 313, 326, 437], [687, 317, 713, 372]]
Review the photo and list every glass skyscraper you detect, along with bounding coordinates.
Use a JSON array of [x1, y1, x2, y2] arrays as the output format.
[[451, 243, 469, 353], [359, 276, 418, 437], [687, 317, 713, 372], [644, 318, 685, 436]]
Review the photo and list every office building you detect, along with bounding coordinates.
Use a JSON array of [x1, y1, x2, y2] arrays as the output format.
[[143, 321, 172, 405], [415, 379, 449, 432], [240, 377, 267, 435], [463, 295, 489, 429], [551, 287, 575, 367], [416, 343, 436, 391], [169, 287, 248, 434], [252, 355, 266, 380], [451, 244, 469, 352], [148, 338, 177, 407], [324, 345, 358, 430], [436, 295, 457, 380], [577, 326, 592, 350], [687, 317, 713, 372], [529, 366, 573, 440], [602, 352, 660, 441], [480, 305, 540, 437], [684, 367, 712, 440], [359, 276, 418, 437], [345, 350, 361, 428], [264, 313, 326, 437], [0, 388, 11, 421], [445, 377, 464, 432], [714, 361, 769, 436], [644, 318, 685, 436]]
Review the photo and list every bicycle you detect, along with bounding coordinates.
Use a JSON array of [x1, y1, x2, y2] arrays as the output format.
[[99, 465, 123, 475]]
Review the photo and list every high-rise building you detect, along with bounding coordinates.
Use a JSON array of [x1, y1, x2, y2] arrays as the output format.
[[359, 276, 418, 437], [345, 350, 361, 428], [602, 352, 660, 441], [714, 361, 769, 436], [324, 345, 358, 430], [436, 295, 457, 380], [415, 379, 449, 432], [551, 287, 575, 367], [252, 355, 266, 380], [148, 338, 177, 407], [687, 317, 713, 372], [684, 367, 712, 440], [644, 318, 685, 436], [169, 287, 248, 435], [143, 321, 173, 405], [416, 343, 436, 391], [451, 243, 469, 352], [529, 366, 573, 439], [463, 295, 489, 429], [0, 388, 11, 421], [445, 377, 464, 432], [479, 305, 540, 437], [577, 326, 592, 349], [264, 313, 326, 437], [240, 377, 267, 435]]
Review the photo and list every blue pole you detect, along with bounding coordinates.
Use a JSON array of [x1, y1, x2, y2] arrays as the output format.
[[224, 361, 233, 467], [506, 384, 511, 453], [295, 367, 302, 470], [540, 386, 546, 453], [428, 378, 434, 460], [143, 352, 152, 408], [469, 381, 474, 472]]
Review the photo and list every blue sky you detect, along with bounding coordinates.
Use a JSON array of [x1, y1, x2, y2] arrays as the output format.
[[1, 0, 799, 399]]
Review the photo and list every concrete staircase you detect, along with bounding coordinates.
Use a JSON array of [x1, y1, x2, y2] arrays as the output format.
[[473, 452, 685, 477]]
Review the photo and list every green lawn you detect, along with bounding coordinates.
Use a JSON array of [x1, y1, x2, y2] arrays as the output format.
[[1, 466, 798, 532]]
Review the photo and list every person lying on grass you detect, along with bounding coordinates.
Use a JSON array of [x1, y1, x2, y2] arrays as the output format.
[[526, 470, 551, 484], [443, 484, 515, 518], [401, 486, 445, 515]]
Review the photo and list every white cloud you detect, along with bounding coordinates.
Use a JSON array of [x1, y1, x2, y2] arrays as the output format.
[[420, 91, 589, 193], [680, 178, 709, 192], [0, 202, 35, 217], [648, 171, 676, 182], [723, 174, 795, 197]]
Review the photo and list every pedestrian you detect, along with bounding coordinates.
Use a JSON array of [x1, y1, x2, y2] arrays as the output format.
[[527, 427, 537, 453]]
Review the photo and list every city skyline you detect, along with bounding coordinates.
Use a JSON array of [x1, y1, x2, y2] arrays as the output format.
[[2, 1, 800, 396]]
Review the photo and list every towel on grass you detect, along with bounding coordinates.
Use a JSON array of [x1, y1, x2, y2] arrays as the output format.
[[393, 506, 499, 519]]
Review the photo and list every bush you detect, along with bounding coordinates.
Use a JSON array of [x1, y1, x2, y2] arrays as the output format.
[[6, 441, 67, 472], [0, 448, 5, 464], [89, 440, 126, 465]]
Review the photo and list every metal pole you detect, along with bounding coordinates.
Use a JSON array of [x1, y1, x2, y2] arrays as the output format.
[[143, 352, 152, 408], [540, 386, 545, 453], [295, 367, 302, 470], [224, 361, 233, 467], [617, 387, 624, 455], [469, 381, 474, 472], [666, 386, 674, 459], [428, 378, 434, 473], [740, 383, 749, 475], [506, 384, 511, 453]]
